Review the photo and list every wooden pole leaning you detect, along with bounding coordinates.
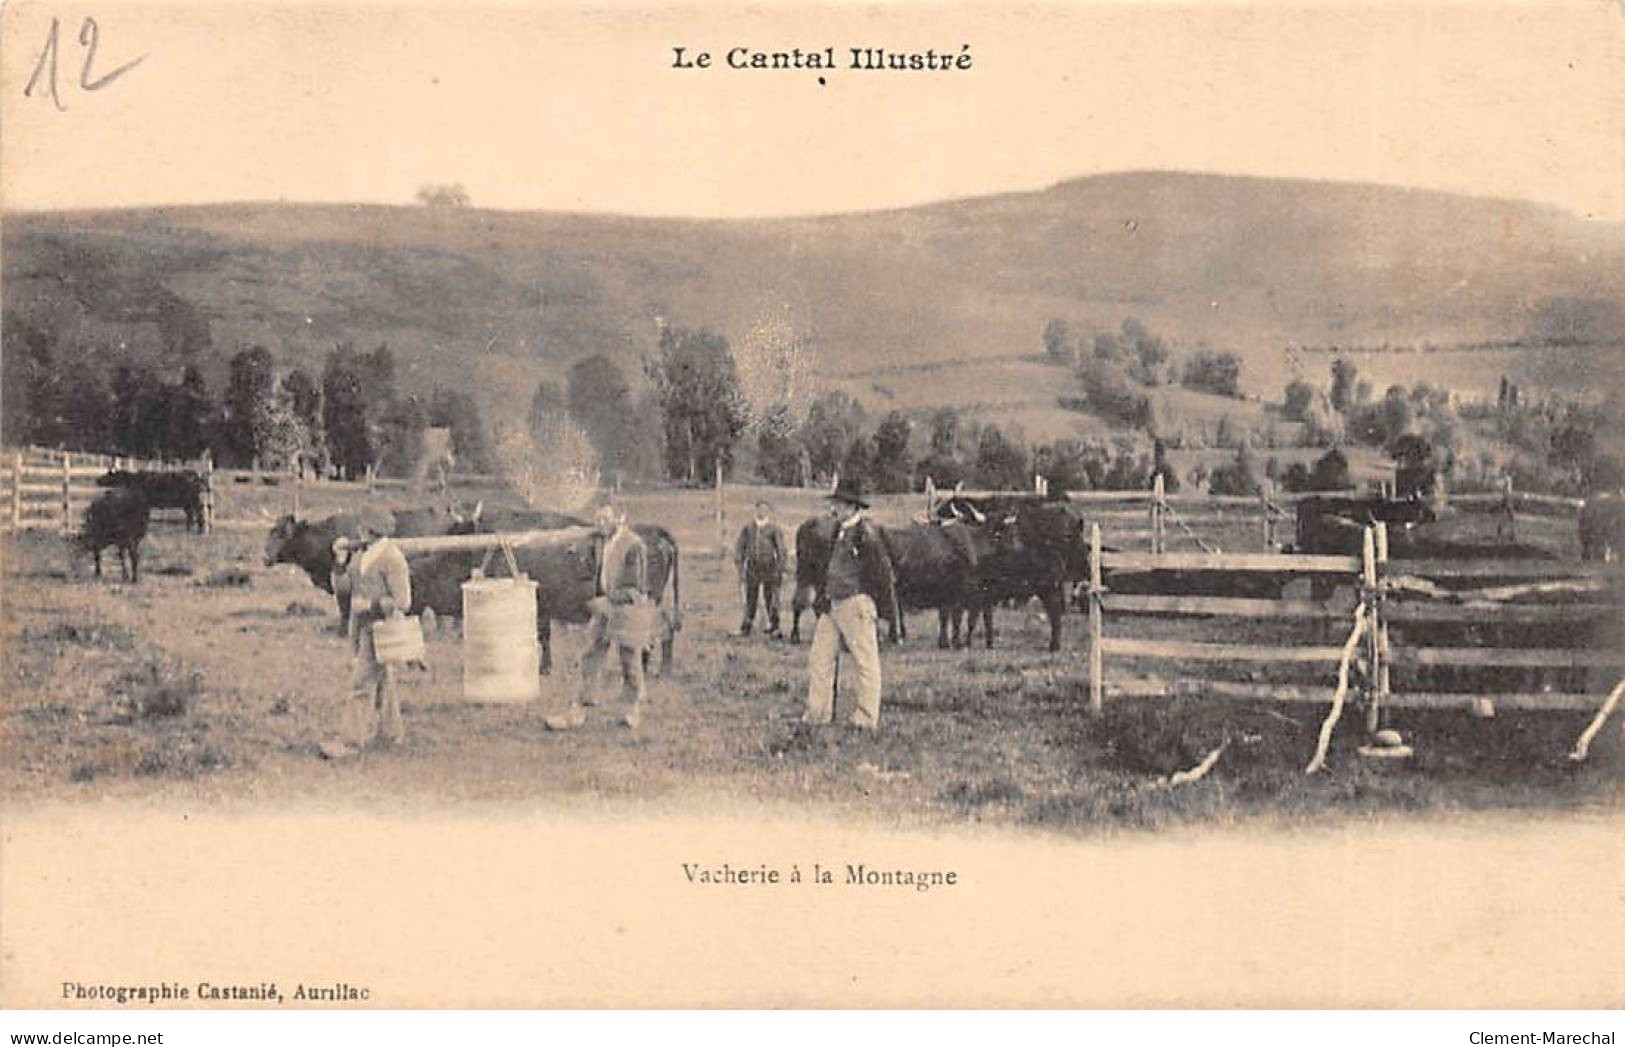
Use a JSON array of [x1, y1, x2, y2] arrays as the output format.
[[1361, 525, 1381, 734]]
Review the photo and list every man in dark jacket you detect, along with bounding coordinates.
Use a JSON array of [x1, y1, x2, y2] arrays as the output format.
[[735, 500, 786, 637], [803, 477, 898, 730]]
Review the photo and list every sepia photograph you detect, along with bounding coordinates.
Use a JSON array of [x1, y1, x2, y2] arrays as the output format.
[[2, 0, 1622, 1017]]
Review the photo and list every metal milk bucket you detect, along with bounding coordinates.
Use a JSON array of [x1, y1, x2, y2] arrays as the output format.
[[370, 614, 426, 665], [461, 574, 541, 702]]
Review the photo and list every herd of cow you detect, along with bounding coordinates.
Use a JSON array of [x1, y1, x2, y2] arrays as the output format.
[[68, 468, 1625, 684]]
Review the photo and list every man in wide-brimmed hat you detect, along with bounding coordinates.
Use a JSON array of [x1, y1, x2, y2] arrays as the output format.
[[324, 513, 411, 757], [804, 476, 896, 730]]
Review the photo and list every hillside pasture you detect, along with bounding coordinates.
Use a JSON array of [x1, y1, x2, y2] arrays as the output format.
[[3, 479, 1619, 828]]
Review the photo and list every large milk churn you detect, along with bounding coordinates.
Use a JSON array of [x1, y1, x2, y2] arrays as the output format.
[[461, 573, 541, 702]]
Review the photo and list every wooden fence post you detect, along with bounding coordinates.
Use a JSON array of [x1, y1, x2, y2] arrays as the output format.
[[11, 450, 22, 530], [201, 454, 215, 533], [715, 459, 726, 560], [1361, 525, 1381, 734], [1089, 522, 1103, 717], [1499, 474, 1516, 542], [61, 451, 73, 535], [1374, 521, 1391, 729], [1261, 479, 1275, 551], [1151, 472, 1166, 554], [924, 476, 936, 518]]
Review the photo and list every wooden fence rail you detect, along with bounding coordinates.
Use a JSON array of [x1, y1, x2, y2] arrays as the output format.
[[1086, 521, 1625, 742], [0, 446, 216, 534]]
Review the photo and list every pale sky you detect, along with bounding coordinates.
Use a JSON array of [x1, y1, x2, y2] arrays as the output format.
[[2, 0, 1622, 219]]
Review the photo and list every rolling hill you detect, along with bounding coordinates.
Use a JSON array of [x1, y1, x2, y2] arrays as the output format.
[[5, 171, 1623, 440]]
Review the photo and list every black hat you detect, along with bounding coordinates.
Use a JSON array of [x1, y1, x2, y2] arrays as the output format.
[[828, 475, 869, 509]]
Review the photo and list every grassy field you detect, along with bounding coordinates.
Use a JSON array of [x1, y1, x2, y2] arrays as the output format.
[[2, 481, 1619, 829]]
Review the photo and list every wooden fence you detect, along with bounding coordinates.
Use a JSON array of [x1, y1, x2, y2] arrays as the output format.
[[1085, 521, 1625, 735], [0, 447, 217, 535]]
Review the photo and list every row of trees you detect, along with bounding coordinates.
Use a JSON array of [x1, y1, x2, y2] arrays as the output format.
[[2, 318, 492, 479]]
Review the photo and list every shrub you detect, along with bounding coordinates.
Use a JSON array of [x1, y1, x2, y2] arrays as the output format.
[[1182, 350, 1243, 398]]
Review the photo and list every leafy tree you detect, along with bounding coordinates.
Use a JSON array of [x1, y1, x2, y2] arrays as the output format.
[[1182, 349, 1242, 398], [870, 410, 914, 493], [800, 392, 867, 482], [61, 369, 114, 454], [644, 325, 748, 482], [1283, 378, 1317, 422], [1280, 462, 1312, 492], [376, 394, 430, 477], [1093, 331, 1123, 362], [928, 407, 960, 457], [1042, 319, 1074, 365], [363, 345, 397, 413], [755, 404, 802, 486], [1034, 438, 1093, 493], [165, 366, 212, 460], [255, 378, 313, 472], [1077, 356, 1150, 427], [1208, 442, 1262, 496], [1330, 357, 1358, 412], [1389, 433, 1438, 498], [223, 346, 277, 465], [973, 424, 1029, 490], [840, 434, 874, 490], [567, 353, 632, 472], [428, 388, 491, 474], [1307, 448, 1352, 491], [1122, 317, 1169, 382], [1, 315, 55, 446], [322, 344, 376, 478], [110, 363, 165, 458]]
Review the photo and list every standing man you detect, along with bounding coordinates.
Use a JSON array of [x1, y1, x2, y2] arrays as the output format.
[[326, 513, 411, 756], [735, 499, 786, 638], [547, 505, 650, 731], [804, 477, 898, 731]]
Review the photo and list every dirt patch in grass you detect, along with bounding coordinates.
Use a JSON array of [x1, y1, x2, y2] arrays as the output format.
[[24, 620, 137, 650]]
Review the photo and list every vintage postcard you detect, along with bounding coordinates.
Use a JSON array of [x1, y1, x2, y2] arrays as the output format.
[[2, 0, 1622, 1014]]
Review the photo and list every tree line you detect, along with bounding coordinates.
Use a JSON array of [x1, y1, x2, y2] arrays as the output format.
[[2, 318, 491, 479]]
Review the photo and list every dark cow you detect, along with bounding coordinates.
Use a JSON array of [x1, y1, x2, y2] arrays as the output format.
[[411, 510, 682, 675], [1580, 492, 1625, 562], [97, 470, 207, 532], [937, 493, 1092, 651], [262, 503, 475, 629], [1292, 494, 1437, 556], [877, 521, 994, 648], [78, 488, 151, 582], [788, 516, 905, 644]]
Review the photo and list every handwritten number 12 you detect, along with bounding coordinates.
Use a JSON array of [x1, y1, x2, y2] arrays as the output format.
[[23, 16, 147, 110]]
